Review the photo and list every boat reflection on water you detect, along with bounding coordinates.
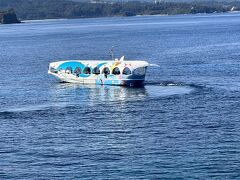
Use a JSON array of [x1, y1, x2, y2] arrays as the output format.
[[51, 83, 148, 105], [50, 82, 194, 106]]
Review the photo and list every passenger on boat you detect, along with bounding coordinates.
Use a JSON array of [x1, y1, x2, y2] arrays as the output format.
[[104, 70, 108, 78], [104, 71, 108, 78]]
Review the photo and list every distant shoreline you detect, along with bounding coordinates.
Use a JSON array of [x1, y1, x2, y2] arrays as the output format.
[[1, 0, 239, 22], [19, 11, 240, 23]]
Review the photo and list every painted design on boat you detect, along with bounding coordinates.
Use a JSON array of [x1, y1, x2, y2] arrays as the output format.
[[48, 56, 149, 86]]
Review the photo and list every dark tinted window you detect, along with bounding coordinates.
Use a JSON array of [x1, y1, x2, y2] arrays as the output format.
[[102, 67, 110, 75], [74, 67, 81, 77], [83, 67, 91, 74], [65, 67, 72, 74], [122, 67, 131, 75], [92, 67, 100, 75], [112, 67, 121, 75]]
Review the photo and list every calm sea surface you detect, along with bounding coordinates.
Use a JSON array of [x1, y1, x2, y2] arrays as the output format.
[[0, 13, 240, 179]]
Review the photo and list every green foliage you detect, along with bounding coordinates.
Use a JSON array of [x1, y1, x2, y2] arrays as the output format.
[[0, 9, 21, 24], [0, 0, 236, 20]]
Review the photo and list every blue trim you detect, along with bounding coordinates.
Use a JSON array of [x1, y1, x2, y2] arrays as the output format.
[[57, 61, 85, 71], [96, 62, 107, 68]]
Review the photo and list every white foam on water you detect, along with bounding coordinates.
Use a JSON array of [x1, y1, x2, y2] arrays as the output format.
[[145, 85, 194, 97], [0, 103, 69, 113]]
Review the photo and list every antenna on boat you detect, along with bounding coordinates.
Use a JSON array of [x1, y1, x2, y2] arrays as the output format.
[[110, 46, 115, 61]]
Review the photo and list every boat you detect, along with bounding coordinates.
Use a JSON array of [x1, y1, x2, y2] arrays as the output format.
[[48, 56, 149, 87]]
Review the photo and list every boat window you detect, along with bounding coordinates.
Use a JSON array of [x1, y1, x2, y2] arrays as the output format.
[[49, 67, 57, 73], [112, 67, 120, 75], [92, 67, 100, 75], [122, 67, 131, 75], [74, 67, 81, 77], [102, 67, 110, 75], [133, 67, 146, 76], [65, 67, 72, 74], [83, 67, 91, 74]]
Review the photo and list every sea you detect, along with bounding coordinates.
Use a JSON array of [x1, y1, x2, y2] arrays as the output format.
[[0, 13, 240, 179]]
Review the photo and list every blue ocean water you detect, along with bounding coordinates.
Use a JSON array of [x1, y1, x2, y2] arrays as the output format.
[[0, 13, 240, 179]]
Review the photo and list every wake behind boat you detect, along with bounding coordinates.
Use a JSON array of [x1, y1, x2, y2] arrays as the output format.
[[48, 56, 149, 87]]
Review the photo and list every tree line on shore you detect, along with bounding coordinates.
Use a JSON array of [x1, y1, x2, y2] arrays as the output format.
[[0, 0, 240, 20], [0, 9, 21, 24]]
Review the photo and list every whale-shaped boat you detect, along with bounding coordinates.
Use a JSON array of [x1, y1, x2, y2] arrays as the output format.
[[48, 56, 149, 86]]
